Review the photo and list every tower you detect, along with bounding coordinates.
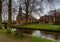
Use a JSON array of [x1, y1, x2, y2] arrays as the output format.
[[19, 4, 22, 16], [16, 4, 23, 26]]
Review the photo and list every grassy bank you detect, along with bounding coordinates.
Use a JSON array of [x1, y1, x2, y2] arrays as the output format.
[[22, 24, 60, 31], [29, 36, 56, 42], [0, 29, 57, 42]]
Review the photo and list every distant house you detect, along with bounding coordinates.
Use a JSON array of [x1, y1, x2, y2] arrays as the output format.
[[39, 10, 60, 24], [16, 5, 38, 26], [16, 5, 25, 26], [27, 15, 38, 24], [39, 15, 54, 24]]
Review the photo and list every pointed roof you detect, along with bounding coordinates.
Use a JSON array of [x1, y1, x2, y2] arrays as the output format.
[[18, 4, 22, 16], [19, 4, 22, 12]]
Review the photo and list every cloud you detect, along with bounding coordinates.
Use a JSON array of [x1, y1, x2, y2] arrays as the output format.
[[2, 0, 60, 20]]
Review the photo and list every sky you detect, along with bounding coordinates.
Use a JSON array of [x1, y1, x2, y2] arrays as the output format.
[[2, 0, 60, 21], [15, 0, 60, 14], [43, 0, 60, 14], [14, 0, 60, 19]]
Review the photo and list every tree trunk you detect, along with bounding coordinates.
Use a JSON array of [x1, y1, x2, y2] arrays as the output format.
[[8, 0, 12, 28], [54, 10, 57, 24], [0, 0, 2, 28], [25, 0, 29, 24]]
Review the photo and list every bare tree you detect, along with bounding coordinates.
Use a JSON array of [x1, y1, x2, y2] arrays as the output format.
[[17, 0, 44, 24], [47, 0, 57, 24], [25, 0, 36, 24], [25, 0, 29, 24], [0, 0, 2, 28], [8, 0, 12, 28]]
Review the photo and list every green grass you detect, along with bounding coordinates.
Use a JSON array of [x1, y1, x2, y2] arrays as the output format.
[[22, 24, 60, 31], [0, 29, 7, 35], [0, 29, 57, 42], [29, 36, 57, 42]]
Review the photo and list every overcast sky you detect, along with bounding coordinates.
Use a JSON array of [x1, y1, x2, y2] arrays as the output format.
[[2, 0, 60, 21], [14, 0, 60, 19]]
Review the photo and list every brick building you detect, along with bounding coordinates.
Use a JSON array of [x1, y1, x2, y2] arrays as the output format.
[[16, 5, 38, 26], [39, 15, 54, 24], [39, 10, 60, 24]]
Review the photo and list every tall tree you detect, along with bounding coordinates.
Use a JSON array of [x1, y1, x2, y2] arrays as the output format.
[[8, 0, 12, 28], [0, 0, 2, 28], [54, 10, 57, 24], [25, 0, 29, 24], [25, 0, 35, 24], [47, 0, 57, 24], [19, 0, 43, 24]]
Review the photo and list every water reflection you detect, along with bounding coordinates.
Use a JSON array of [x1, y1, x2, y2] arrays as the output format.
[[32, 30, 42, 37], [32, 30, 60, 41]]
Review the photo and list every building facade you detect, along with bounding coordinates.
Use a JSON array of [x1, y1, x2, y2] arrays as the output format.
[[39, 10, 60, 24], [16, 5, 38, 26]]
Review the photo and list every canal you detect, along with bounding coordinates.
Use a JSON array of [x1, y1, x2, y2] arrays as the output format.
[[12, 28, 60, 41], [32, 30, 60, 41]]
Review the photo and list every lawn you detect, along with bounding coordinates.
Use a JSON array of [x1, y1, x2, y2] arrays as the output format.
[[29, 36, 57, 42], [22, 23, 60, 31], [0, 29, 57, 42]]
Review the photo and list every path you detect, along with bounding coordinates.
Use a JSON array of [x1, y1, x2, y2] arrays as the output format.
[[0, 35, 30, 42]]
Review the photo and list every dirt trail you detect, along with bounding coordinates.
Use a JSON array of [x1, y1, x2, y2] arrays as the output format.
[[0, 35, 30, 42]]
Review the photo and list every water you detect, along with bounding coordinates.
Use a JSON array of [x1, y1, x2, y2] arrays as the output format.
[[11, 28, 60, 41], [32, 30, 60, 41]]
